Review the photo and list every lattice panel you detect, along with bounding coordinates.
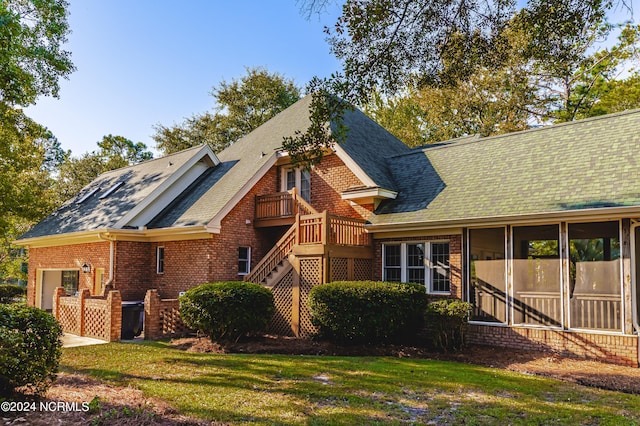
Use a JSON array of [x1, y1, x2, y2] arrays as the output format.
[[268, 269, 294, 336], [299, 258, 321, 338], [353, 258, 373, 281], [58, 301, 80, 335], [330, 258, 348, 282], [83, 301, 108, 340], [160, 306, 190, 336]]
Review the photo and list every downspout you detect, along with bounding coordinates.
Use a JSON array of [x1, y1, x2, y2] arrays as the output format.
[[98, 233, 116, 289]]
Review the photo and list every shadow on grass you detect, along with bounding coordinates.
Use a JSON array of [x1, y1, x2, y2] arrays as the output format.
[[63, 344, 640, 425]]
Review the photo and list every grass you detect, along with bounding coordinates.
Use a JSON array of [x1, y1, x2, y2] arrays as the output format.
[[61, 341, 640, 425]]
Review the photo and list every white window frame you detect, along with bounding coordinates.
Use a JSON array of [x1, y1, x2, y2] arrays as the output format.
[[382, 241, 451, 294], [238, 246, 251, 276], [156, 246, 165, 274], [280, 167, 311, 202]]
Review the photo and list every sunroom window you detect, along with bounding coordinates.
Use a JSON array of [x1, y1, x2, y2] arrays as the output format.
[[569, 221, 621, 331], [469, 228, 507, 323], [512, 225, 562, 327]]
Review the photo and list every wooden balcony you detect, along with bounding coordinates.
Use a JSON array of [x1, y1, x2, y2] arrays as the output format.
[[254, 189, 316, 227]]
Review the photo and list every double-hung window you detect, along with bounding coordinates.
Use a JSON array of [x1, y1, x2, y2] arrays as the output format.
[[156, 247, 165, 274], [383, 242, 451, 294], [238, 247, 251, 275], [282, 167, 311, 203]]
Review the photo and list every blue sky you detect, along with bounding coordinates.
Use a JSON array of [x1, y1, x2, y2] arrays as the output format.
[[24, 1, 635, 158], [25, 1, 342, 157]]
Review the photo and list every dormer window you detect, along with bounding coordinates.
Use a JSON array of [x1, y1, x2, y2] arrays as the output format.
[[76, 187, 100, 204], [99, 181, 124, 199]]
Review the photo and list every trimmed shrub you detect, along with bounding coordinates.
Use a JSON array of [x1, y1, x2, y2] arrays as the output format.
[[179, 281, 274, 343], [0, 304, 63, 396], [424, 299, 472, 351], [0, 284, 26, 304], [308, 281, 429, 344]]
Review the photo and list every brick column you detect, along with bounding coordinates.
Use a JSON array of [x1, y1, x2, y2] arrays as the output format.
[[106, 290, 122, 342], [144, 289, 161, 340], [52, 287, 65, 321]]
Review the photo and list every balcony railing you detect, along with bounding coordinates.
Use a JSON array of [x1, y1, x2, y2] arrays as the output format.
[[297, 212, 370, 246], [255, 188, 317, 222]]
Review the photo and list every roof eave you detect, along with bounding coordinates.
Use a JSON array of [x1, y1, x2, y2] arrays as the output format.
[[367, 205, 640, 234]]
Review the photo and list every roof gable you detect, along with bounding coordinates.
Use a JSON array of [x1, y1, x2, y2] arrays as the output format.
[[18, 145, 218, 241]]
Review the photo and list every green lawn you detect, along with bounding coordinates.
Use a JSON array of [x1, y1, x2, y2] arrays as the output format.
[[62, 341, 640, 425]]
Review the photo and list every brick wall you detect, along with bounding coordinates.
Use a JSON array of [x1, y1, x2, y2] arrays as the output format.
[[468, 324, 639, 366], [141, 168, 280, 299], [278, 154, 372, 220], [113, 241, 151, 301], [27, 242, 111, 306], [373, 234, 463, 299]]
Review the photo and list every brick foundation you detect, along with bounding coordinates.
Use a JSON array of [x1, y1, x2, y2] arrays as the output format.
[[468, 324, 639, 366]]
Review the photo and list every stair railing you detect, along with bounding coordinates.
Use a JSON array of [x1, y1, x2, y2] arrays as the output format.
[[244, 222, 297, 284]]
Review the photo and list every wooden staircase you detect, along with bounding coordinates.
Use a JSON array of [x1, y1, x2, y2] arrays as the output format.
[[246, 204, 373, 337]]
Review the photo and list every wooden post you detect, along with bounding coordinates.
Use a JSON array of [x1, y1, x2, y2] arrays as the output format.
[[291, 257, 301, 337], [321, 211, 329, 245]]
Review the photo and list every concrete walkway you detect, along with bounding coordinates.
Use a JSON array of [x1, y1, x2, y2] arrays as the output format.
[[61, 333, 108, 348]]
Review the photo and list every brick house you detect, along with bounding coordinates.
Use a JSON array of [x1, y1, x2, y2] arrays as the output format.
[[16, 96, 640, 365]]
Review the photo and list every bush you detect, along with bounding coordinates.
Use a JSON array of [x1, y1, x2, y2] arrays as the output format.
[[308, 281, 429, 344], [0, 304, 63, 396], [179, 281, 274, 343], [424, 299, 472, 351], [0, 284, 26, 304]]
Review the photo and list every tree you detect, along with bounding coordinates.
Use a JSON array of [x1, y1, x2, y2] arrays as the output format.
[[547, 23, 640, 121], [55, 135, 153, 202], [286, 0, 632, 163], [0, 105, 61, 284], [0, 0, 74, 107], [154, 67, 301, 155], [365, 24, 535, 146]]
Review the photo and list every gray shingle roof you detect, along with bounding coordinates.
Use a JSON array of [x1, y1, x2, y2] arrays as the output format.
[[148, 94, 410, 228], [372, 109, 640, 226], [19, 146, 206, 239]]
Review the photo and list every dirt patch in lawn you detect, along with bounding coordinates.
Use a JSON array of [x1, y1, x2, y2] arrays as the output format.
[[172, 334, 640, 395], [6, 336, 640, 425], [2, 374, 223, 426]]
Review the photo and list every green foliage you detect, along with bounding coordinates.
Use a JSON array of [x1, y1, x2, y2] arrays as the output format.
[[154, 67, 301, 155], [0, 0, 75, 106], [308, 281, 429, 344], [0, 104, 61, 282], [55, 135, 153, 202], [424, 299, 472, 352], [0, 284, 25, 304], [290, 1, 631, 159], [179, 282, 275, 343], [0, 304, 62, 396]]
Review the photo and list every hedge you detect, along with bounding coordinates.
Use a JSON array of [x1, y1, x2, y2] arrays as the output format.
[[0, 284, 26, 304], [179, 281, 274, 343], [424, 298, 472, 351], [308, 281, 429, 344], [0, 304, 63, 396]]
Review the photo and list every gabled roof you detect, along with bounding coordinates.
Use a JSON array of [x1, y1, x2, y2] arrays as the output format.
[[18, 94, 407, 244], [371, 109, 640, 228], [148, 94, 410, 230], [18, 145, 219, 242]]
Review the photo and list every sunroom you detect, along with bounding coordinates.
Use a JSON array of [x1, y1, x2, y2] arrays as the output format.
[[467, 220, 628, 333]]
